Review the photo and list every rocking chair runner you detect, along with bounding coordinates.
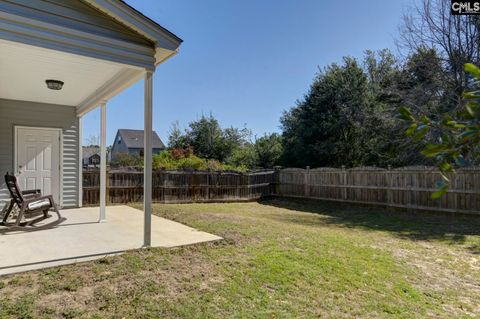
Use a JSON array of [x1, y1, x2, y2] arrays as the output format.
[[1, 173, 65, 231]]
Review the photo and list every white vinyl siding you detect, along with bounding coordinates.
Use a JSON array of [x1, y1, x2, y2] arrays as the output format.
[[0, 98, 79, 208], [0, 0, 152, 46], [0, 0, 156, 69]]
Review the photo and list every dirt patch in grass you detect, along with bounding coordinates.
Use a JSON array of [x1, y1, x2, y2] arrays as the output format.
[[1, 244, 225, 318], [379, 237, 480, 316]]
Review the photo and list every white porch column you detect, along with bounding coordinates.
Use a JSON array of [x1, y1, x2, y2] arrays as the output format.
[[78, 116, 83, 208], [143, 71, 153, 247], [99, 101, 107, 222]]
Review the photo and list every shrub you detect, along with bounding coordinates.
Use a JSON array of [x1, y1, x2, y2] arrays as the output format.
[[152, 149, 246, 172], [110, 153, 143, 168]]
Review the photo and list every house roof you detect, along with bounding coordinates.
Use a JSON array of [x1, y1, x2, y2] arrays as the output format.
[[82, 0, 183, 65], [117, 129, 165, 149], [82, 146, 100, 160], [117, 0, 183, 44]]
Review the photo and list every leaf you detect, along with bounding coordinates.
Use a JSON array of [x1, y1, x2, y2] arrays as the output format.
[[442, 115, 455, 127], [432, 185, 449, 199], [465, 103, 475, 117], [439, 171, 450, 183], [420, 116, 431, 125], [460, 129, 478, 141], [421, 144, 448, 157], [465, 63, 480, 78], [445, 120, 457, 127], [398, 107, 414, 121], [406, 123, 417, 136], [439, 161, 452, 172], [413, 126, 429, 141], [462, 91, 479, 99]]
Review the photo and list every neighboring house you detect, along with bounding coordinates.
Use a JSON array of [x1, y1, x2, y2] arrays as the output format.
[[82, 146, 101, 168], [111, 129, 165, 161], [0, 0, 182, 213]]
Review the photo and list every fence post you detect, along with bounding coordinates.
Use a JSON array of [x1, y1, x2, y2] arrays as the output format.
[[304, 166, 310, 197], [453, 172, 458, 214], [206, 171, 210, 201], [163, 173, 167, 204], [342, 165, 347, 200], [237, 172, 242, 199], [273, 168, 280, 196], [386, 165, 392, 206], [106, 170, 110, 204]]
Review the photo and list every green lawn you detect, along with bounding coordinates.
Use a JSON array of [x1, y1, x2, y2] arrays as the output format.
[[1, 198, 480, 318]]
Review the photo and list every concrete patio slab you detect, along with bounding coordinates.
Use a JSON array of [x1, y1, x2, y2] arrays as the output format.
[[0, 205, 222, 276]]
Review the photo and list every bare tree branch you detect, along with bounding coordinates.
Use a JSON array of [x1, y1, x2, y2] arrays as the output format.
[[398, 0, 480, 110]]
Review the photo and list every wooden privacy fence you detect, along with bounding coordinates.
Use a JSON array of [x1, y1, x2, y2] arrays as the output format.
[[83, 167, 480, 214], [277, 167, 480, 214], [82, 170, 276, 205]]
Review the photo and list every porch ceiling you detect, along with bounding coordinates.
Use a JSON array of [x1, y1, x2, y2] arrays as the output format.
[[0, 39, 143, 113]]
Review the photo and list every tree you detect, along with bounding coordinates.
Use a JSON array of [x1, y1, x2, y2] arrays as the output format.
[[167, 114, 251, 162], [85, 134, 100, 146], [398, 0, 480, 109], [226, 133, 283, 169], [167, 121, 186, 149], [186, 114, 224, 159], [254, 133, 283, 168], [228, 145, 257, 169], [277, 0, 479, 170], [361, 49, 412, 167], [400, 63, 480, 198], [375, 47, 447, 166], [280, 57, 375, 167]]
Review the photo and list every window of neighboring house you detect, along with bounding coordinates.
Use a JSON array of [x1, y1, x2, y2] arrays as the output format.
[[118, 137, 122, 144]]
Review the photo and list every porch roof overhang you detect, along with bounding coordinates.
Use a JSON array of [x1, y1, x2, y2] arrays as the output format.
[[0, 0, 182, 116], [83, 0, 183, 66]]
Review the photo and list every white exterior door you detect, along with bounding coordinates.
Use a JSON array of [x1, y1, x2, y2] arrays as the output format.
[[15, 127, 61, 204]]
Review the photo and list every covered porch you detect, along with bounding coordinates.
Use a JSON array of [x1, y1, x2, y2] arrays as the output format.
[[0, 0, 222, 275], [0, 205, 221, 275], [0, 0, 182, 244]]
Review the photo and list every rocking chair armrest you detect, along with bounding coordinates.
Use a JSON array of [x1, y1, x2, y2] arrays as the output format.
[[23, 195, 54, 206], [22, 189, 41, 196], [22, 189, 42, 199]]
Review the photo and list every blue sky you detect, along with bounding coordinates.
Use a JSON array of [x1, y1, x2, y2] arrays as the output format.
[[82, 0, 413, 146]]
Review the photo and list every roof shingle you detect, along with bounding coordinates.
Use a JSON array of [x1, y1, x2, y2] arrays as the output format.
[[117, 129, 165, 149]]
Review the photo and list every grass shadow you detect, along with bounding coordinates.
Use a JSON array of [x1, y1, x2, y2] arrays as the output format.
[[259, 197, 480, 251]]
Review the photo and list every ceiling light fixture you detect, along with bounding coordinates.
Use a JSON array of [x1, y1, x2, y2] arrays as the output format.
[[45, 79, 64, 90]]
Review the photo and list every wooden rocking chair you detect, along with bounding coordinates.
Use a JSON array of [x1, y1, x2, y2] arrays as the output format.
[[1, 173, 65, 231]]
